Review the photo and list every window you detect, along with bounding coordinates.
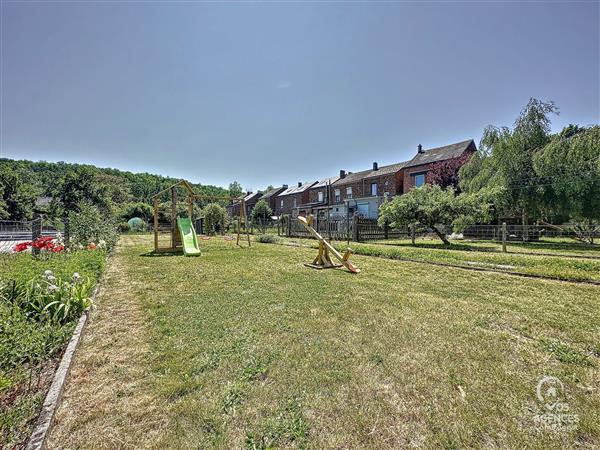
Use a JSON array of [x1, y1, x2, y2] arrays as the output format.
[[371, 183, 377, 196], [384, 192, 390, 198], [280, 199, 283, 207], [346, 187, 353, 199], [414, 173, 425, 187], [335, 189, 341, 202], [318, 191, 324, 202]]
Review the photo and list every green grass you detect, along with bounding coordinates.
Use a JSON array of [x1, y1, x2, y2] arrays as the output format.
[[0, 249, 106, 448], [48, 235, 600, 449], [275, 237, 600, 283]]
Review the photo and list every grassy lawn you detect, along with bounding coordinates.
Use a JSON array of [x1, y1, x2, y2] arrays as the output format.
[[0, 250, 105, 448], [48, 235, 599, 449], [274, 236, 600, 283]]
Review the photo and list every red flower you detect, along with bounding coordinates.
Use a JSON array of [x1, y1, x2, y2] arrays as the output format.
[[14, 242, 32, 252], [51, 245, 65, 253]]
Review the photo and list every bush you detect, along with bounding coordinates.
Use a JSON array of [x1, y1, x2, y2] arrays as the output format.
[[68, 202, 118, 250], [256, 234, 278, 244], [117, 222, 130, 233], [203, 203, 227, 235]]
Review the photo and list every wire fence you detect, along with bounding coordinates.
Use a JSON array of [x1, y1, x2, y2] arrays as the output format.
[[0, 218, 61, 253]]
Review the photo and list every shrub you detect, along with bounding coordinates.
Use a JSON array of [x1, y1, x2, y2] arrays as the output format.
[[203, 203, 227, 235], [256, 234, 278, 244], [117, 222, 130, 233], [68, 202, 117, 250]]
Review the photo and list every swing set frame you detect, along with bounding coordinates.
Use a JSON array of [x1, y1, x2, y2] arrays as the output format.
[[151, 180, 250, 253]]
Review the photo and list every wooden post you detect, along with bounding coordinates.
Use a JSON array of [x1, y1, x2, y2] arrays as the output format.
[[352, 214, 359, 242], [187, 197, 193, 222], [502, 222, 507, 253], [153, 198, 159, 252], [171, 186, 177, 251], [32, 214, 42, 257], [63, 217, 70, 250]]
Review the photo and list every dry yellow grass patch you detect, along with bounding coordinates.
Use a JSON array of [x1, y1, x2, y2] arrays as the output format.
[[47, 238, 167, 449]]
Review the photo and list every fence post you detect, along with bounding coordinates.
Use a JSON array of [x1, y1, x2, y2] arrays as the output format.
[[62, 217, 70, 250], [287, 216, 291, 237], [352, 215, 359, 242], [384, 220, 389, 240], [32, 214, 42, 257], [502, 222, 507, 253]]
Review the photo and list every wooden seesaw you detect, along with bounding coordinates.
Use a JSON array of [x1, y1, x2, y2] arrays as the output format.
[[297, 215, 360, 274]]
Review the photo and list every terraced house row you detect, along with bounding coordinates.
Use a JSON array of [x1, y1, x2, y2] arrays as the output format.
[[230, 139, 476, 220]]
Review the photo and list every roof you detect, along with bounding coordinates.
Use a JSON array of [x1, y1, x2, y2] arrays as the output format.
[[333, 162, 408, 186], [311, 175, 340, 189], [259, 186, 286, 200], [243, 192, 261, 202], [277, 181, 317, 197], [404, 139, 475, 168]]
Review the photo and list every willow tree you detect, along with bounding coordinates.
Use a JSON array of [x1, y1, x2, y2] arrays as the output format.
[[459, 98, 558, 239], [533, 125, 600, 241]]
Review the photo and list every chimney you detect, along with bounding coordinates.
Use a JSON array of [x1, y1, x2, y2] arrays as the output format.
[[297, 181, 302, 187], [339, 170, 346, 179], [417, 144, 424, 153], [373, 162, 378, 171], [282, 184, 288, 189]]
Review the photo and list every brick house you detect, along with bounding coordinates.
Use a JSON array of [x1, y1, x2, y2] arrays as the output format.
[[329, 162, 406, 218], [275, 181, 316, 217], [297, 175, 341, 217], [258, 185, 288, 213], [228, 191, 262, 218], [402, 140, 476, 192], [325, 139, 476, 219]]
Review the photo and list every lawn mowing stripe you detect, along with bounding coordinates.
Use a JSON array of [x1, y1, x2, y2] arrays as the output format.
[[269, 240, 600, 286]]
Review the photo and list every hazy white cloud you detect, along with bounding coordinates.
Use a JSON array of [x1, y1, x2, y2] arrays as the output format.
[[277, 81, 292, 89]]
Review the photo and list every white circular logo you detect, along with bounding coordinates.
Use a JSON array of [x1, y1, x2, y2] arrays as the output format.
[[536, 376, 564, 411]]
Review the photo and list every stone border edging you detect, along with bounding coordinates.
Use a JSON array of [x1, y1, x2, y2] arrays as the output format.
[[25, 285, 100, 450]]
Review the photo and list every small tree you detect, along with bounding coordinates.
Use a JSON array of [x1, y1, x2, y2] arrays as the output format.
[[203, 203, 227, 235], [228, 181, 243, 198], [251, 199, 272, 233], [378, 185, 491, 244]]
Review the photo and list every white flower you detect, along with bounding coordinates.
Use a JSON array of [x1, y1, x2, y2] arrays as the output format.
[[77, 244, 84, 250], [98, 239, 106, 248], [72, 272, 81, 281], [44, 270, 53, 277], [48, 284, 58, 292], [47, 275, 56, 282]]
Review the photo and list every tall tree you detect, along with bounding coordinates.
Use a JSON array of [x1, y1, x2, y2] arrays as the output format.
[[459, 98, 558, 235], [0, 166, 38, 220], [228, 181, 243, 198], [533, 125, 600, 223]]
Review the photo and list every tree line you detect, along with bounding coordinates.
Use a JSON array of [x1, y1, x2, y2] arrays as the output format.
[[0, 159, 230, 225]]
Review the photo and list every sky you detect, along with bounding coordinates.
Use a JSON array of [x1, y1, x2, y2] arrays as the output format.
[[1, 1, 598, 191]]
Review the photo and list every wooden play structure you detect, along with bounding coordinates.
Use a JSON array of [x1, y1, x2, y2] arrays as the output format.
[[298, 215, 360, 273], [151, 180, 250, 253]]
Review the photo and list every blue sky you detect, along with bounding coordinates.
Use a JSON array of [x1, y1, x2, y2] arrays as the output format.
[[1, 1, 598, 191]]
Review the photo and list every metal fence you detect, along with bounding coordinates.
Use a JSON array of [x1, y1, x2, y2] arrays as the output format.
[[280, 216, 600, 244], [0, 218, 61, 253], [463, 224, 600, 242]]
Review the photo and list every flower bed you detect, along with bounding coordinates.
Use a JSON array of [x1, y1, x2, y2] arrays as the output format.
[[0, 247, 106, 448]]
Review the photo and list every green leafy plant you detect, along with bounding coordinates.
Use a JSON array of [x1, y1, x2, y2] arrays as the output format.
[[1, 271, 93, 325], [68, 202, 118, 250]]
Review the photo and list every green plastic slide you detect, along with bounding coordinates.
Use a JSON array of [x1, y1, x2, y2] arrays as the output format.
[[177, 217, 201, 256]]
